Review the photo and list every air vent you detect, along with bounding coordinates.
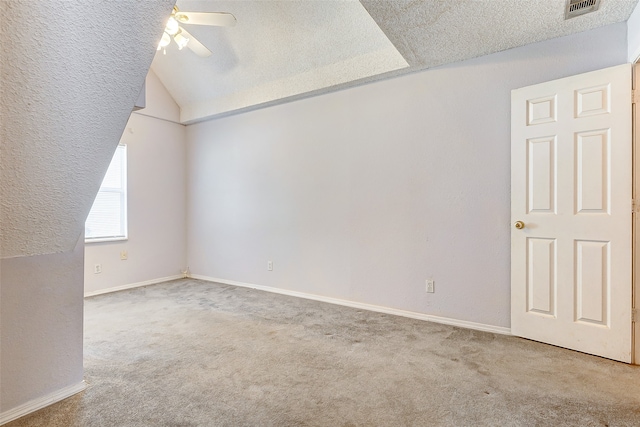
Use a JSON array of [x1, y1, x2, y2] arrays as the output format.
[[565, 0, 601, 19]]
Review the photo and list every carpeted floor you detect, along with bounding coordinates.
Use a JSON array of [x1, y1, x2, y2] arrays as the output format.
[[6, 278, 640, 426]]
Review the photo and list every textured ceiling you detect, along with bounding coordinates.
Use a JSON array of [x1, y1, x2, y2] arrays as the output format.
[[361, 0, 638, 68], [152, 0, 638, 124], [152, 0, 408, 123], [0, 0, 173, 257]]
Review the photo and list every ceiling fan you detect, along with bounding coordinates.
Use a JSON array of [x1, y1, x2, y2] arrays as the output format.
[[157, 6, 236, 57]]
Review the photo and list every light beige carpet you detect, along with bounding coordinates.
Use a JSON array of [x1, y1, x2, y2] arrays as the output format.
[[7, 279, 640, 426]]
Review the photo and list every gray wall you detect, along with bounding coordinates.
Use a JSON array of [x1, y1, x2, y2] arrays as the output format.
[[186, 23, 628, 329]]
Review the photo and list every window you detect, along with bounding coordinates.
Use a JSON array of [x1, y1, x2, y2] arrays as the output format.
[[85, 145, 127, 242]]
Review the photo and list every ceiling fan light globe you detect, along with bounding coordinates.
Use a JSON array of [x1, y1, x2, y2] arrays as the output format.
[[159, 31, 171, 48], [165, 17, 179, 35], [174, 32, 190, 50]]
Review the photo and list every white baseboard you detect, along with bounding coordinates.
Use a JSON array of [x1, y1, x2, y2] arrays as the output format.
[[189, 274, 511, 336], [84, 275, 184, 298], [0, 381, 86, 425]]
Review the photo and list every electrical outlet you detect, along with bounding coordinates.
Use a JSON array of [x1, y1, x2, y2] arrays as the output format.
[[267, 261, 273, 271], [94, 264, 102, 274], [426, 279, 435, 293], [120, 250, 128, 260]]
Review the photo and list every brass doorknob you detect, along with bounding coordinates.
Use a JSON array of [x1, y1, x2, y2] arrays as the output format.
[[514, 221, 525, 229]]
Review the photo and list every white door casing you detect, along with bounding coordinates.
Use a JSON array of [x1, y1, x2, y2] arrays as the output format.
[[633, 63, 640, 365], [511, 64, 632, 363]]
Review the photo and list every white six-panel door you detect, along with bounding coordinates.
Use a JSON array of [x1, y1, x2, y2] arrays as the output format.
[[511, 64, 632, 363]]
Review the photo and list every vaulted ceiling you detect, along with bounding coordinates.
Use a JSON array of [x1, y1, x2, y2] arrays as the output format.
[[151, 0, 638, 124]]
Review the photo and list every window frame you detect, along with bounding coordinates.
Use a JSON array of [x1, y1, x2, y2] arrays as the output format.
[[85, 144, 128, 243]]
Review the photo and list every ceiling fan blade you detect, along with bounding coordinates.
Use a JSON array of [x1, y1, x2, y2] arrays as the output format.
[[179, 28, 212, 57], [175, 11, 236, 27]]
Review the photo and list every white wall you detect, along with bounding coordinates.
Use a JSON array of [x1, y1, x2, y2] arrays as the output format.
[[84, 71, 187, 296], [186, 23, 628, 329], [136, 69, 182, 123], [0, 237, 84, 413], [628, 1, 640, 62]]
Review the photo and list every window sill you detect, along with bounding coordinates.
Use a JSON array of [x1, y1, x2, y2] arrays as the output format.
[[85, 237, 128, 244]]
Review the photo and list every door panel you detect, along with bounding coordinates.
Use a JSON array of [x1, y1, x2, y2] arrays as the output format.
[[527, 136, 556, 213], [526, 237, 556, 315], [575, 130, 609, 213], [574, 239, 608, 325], [511, 64, 632, 363]]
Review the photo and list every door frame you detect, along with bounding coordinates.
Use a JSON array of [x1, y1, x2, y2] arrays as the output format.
[[633, 62, 639, 365]]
